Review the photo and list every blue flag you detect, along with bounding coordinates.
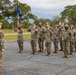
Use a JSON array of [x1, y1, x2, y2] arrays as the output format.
[[19, 13, 22, 18], [16, 5, 22, 18], [16, 5, 20, 14]]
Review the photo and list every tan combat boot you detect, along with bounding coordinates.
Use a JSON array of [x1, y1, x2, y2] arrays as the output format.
[[33, 52, 36, 55], [31, 52, 36, 55], [59, 49, 63, 51], [31, 52, 34, 54], [38, 48, 43, 52], [70, 52, 74, 55], [53, 49, 58, 53], [46, 53, 51, 56], [53, 50, 57, 53], [17, 51, 21, 53], [0, 70, 4, 74], [62, 55, 69, 58], [17, 50, 23, 54]]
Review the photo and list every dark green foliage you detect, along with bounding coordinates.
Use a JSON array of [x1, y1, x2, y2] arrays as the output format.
[[0, 0, 37, 29], [61, 5, 76, 25]]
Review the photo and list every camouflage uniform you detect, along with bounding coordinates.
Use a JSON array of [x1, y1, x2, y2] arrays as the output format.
[[59, 25, 65, 51], [45, 26, 52, 56], [0, 30, 5, 67], [30, 26, 38, 55], [37, 24, 45, 52], [63, 26, 70, 58], [53, 26, 59, 53], [69, 29, 75, 54], [17, 27, 23, 53], [74, 29, 76, 52], [0, 23, 5, 74]]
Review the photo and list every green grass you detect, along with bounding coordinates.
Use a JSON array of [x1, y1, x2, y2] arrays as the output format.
[[2, 29, 15, 34], [5, 35, 17, 40], [23, 34, 31, 39], [5, 34, 31, 40], [2, 29, 30, 40], [2, 29, 27, 34]]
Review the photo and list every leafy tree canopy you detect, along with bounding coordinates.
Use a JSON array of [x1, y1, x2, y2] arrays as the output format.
[[60, 5, 76, 25]]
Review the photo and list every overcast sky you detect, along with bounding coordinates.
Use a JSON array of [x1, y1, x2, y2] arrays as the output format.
[[18, 0, 76, 19]]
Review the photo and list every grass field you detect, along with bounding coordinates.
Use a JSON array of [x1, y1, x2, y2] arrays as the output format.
[[5, 34, 31, 40], [2, 29, 27, 34], [3, 29, 31, 40]]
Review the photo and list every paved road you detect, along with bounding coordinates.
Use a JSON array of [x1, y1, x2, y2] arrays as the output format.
[[1, 40, 76, 75]]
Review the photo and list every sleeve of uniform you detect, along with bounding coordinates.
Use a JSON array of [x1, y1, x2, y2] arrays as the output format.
[[1, 31, 5, 48], [42, 26, 46, 33], [20, 28, 23, 33], [50, 30, 53, 41], [35, 29, 37, 34]]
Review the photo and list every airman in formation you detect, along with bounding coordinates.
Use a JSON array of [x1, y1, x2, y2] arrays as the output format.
[[30, 22, 76, 58]]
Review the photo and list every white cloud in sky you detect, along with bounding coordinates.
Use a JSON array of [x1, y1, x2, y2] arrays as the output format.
[[18, 0, 76, 19], [19, 0, 76, 9]]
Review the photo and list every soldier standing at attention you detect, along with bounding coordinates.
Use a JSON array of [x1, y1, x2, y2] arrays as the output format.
[[45, 25, 52, 56], [69, 25, 75, 55], [30, 25, 38, 55], [37, 22, 45, 52], [0, 22, 5, 74], [17, 25, 23, 53], [62, 25, 70, 58], [53, 25, 59, 53], [59, 24, 65, 51], [74, 26, 76, 52]]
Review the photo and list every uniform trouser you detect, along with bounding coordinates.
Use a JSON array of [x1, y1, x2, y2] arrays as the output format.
[[17, 40, 23, 51], [60, 38, 63, 50], [75, 41, 76, 51], [70, 39, 75, 52], [63, 41, 70, 56], [38, 38, 44, 50], [45, 42, 51, 54], [53, 38, 58, 50], [0, 46, 4, 67], [30, 40, 37, 53]]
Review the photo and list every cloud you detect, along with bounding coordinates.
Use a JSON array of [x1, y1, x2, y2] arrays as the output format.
[[19, 0, 76, 9], [18, 0, 76, 19]]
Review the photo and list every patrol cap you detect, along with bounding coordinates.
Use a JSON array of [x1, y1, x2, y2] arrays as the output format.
[[46, 22, 49, 24], [56, 25, 59, 27], [18, 24, 22, 28], [0, 22, 3, 25], [32, 24, 36, 27], [46, 24, 50, 28], [0, 22, 3, 29], [70, 25, 74, 27], [65, 24, 68, 27], [39, 22, 42, 25]]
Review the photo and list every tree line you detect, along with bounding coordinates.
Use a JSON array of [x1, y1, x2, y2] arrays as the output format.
[[0, 0, 76, 29]]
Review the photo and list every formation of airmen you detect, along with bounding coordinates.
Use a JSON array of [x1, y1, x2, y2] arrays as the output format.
[[0, 21, 76, 73], [30, 22, 76, 58]]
